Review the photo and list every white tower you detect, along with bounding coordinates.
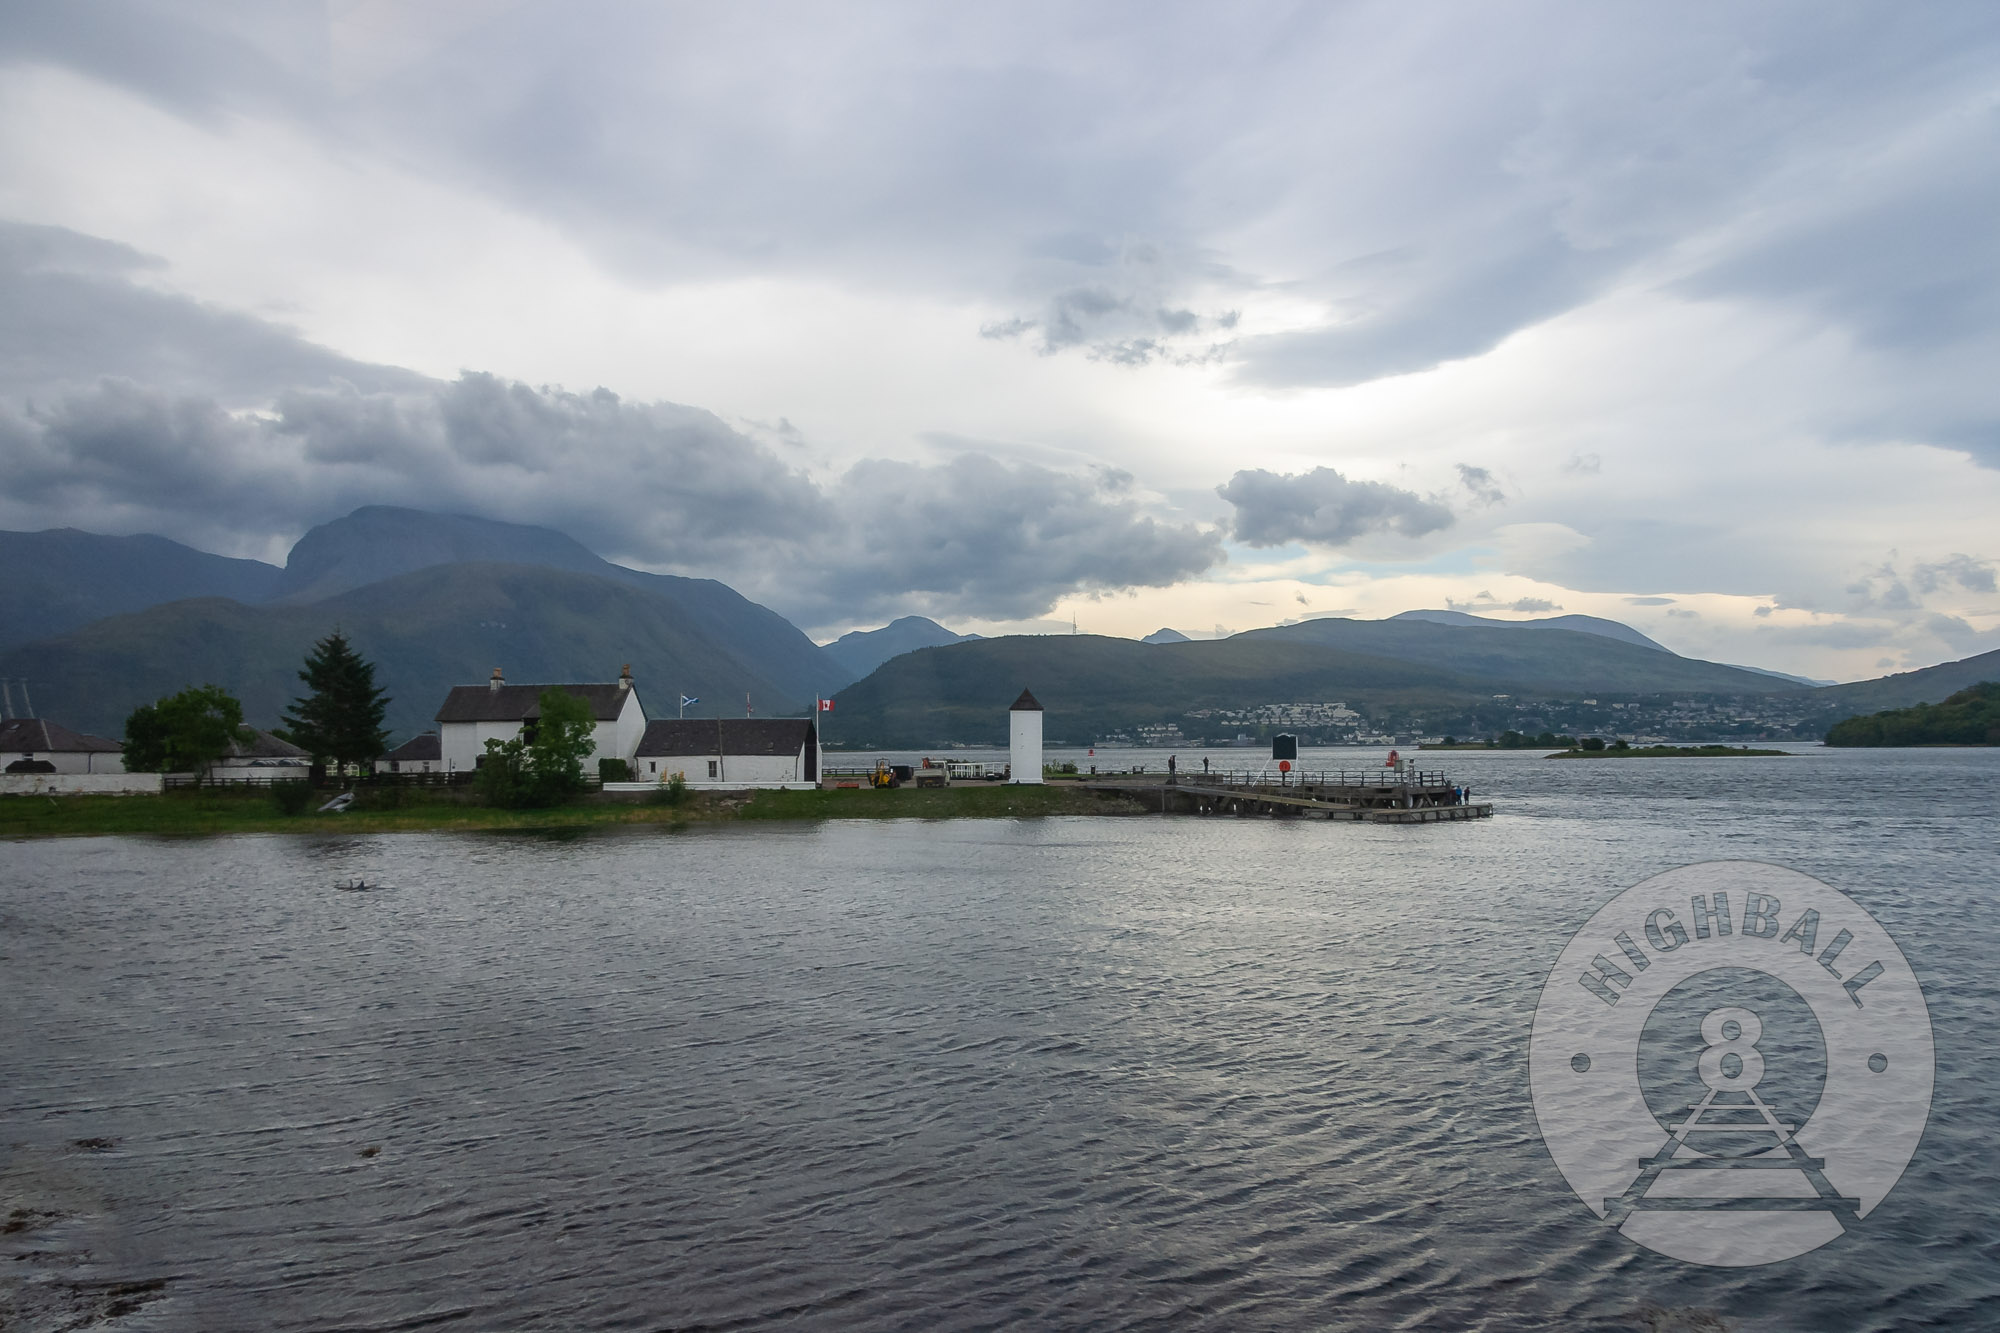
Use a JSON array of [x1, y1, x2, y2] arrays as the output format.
[[1008, 688, 1044, 784]]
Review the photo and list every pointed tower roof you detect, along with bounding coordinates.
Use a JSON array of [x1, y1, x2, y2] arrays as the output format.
[[1009, 688, 1043, 712]]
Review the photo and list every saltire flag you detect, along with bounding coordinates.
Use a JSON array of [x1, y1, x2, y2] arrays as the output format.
[[681, 695, 699, 708]]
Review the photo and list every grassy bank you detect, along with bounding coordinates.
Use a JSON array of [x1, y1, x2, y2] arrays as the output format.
[[1548, 745, 1789, 759], [0, 782, 1146, 840]]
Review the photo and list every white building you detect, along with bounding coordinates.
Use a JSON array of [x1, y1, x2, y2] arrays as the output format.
[[634, 718, 820, 788], [1009, 688, 1043, 784], [0, 718, 126, 774], [209, 730, 311, 783], [375, 732, 443, 775], [433, 667, 646, 773]]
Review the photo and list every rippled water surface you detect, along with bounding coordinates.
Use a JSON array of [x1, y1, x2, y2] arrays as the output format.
[[4, 747, 1998, 1330]]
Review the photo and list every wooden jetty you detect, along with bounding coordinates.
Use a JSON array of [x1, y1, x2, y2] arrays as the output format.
[[1076, 766, 1493, 823]]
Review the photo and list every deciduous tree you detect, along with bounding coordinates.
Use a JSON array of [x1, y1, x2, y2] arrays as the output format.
[[475, 687, 598, 807], [123, 685, 253, 783]]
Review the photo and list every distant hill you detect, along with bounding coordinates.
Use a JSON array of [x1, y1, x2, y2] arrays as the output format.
[[1390, 608, 1671, 653], [827, 633, 1476, 747], [1812, 648, 2000, 712], [276, 506, 841, 704], [1246, 618, 1796, 694], [1142, 627, 1192, 644], [823, 615, 977, 681], [0, 528, 281, 652], [0, 563, 814, 741], [1, 507, 845, 708], [1825, 682, 2000, 746], [1725, 663, 1836, 688], [823, 618, 1807, 747]]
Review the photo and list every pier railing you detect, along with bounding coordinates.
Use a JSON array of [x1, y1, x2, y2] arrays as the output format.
[[1091, 766, 1459, 790]]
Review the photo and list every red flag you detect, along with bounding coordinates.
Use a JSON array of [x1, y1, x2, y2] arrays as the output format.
[[819, 698, 835, 712]]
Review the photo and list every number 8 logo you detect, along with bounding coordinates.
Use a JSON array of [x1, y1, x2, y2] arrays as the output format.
[[1697, 1006, 1764, 1092]]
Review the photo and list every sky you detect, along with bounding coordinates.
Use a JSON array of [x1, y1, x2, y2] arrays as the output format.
[[2, 1, 1999, 681]]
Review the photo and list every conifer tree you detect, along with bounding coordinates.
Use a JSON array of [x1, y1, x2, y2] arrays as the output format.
[[283, 631, 391, 776]]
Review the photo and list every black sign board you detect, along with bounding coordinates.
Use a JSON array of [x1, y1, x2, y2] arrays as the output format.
[[1272, 733, 1298, 761]]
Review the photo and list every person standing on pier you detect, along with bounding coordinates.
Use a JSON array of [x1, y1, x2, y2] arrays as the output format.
[[1168, 754, 1177, 783]]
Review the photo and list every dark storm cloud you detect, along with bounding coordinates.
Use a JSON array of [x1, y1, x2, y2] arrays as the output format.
[[817, 454, 1221, 622], [0, 222, 427, 406], [1216, 467, 1454, 548], [0, 369, 1219, 627]]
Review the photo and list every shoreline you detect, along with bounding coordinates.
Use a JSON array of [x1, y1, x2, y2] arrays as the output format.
[[0, 784, 1150, 840]]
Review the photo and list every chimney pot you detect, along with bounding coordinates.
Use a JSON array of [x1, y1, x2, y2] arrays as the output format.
[[619, 663, 633, 690], [490, 667, 504, 692]]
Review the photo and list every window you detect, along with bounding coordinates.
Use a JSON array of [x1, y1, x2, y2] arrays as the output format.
[[706, 760, 718, 778], [649, 761, 657, 773]]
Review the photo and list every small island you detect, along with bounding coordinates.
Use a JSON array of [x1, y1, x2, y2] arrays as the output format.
[[1824, 682, 1999, 746], [1548, 742, 1788, 759]]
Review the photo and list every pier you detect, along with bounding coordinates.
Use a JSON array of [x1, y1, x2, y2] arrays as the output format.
[[1076, 766, 1493, 823]]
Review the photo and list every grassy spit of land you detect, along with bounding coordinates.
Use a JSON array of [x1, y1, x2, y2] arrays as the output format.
[[0, 783, 1148, 840], [1547, 744, 1789, 759]]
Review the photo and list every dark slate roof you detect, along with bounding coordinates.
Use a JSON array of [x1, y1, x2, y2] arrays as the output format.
[[435, 683, 633, 723], [637, 718, 816, 757], [384, 733, 441, 761], [0, 717, 122, 753], [226, 729, 309, 759], [1009, 688, 1044, 712]]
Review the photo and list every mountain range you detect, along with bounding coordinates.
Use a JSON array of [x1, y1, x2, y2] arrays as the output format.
[[0, 506, 1991, 746]]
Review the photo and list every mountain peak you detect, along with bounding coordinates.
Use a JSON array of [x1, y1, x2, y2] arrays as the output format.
[[275, 506, 608, 602], [1389, 608, 1671, 654], [824, 615, 976, 680]]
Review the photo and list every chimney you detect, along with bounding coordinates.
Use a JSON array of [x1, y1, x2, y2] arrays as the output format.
[[619, 663, 633, 692], [490, 667, 504, 692]]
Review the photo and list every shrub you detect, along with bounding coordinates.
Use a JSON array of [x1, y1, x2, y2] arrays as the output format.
[[599, 757, 632, 784], [270, 782, 315, 815], [1580, 736, 1606, 751], [648, 771, 689, 807]]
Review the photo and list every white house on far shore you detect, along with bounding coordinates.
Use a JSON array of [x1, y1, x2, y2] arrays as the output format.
[[635, 718, 820, 788], [1, 718, 126, 774], [433, 666, 646, 773], [209, 730, 311, 783], [376, 732, 443, 775]]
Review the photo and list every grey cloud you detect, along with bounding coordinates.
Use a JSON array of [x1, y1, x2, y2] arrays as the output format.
[[1626, 596, 1675, 606], [1447, 594, 1562, 614], [0, 371, 1216, 628], [0, 221, 428, 407], [1456, 464, 1505, 506], [1217, 467, 1454, 548], [14, 5, 2000, 409], [1925, 613, 2000, 655], [809, 454, 1222, 623], [1234, 233, 1612, 388], [981, 241, 1244, 366], [1912, 553, 1996, 596], [1563, 453, 1602, 475]]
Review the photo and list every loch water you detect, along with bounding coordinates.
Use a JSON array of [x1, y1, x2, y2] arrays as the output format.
[[3, 746, 1997, 1331]]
